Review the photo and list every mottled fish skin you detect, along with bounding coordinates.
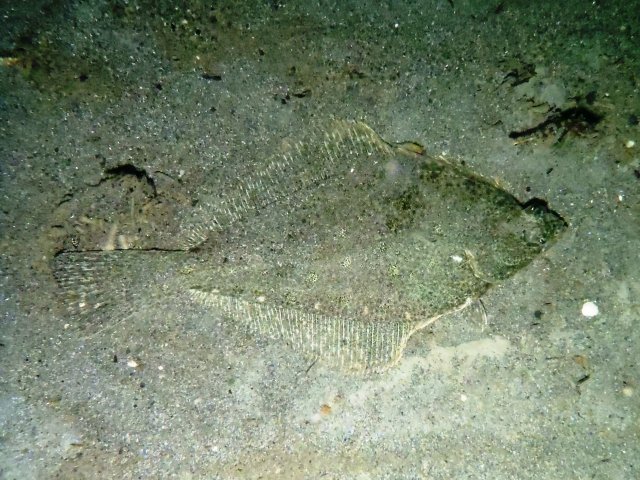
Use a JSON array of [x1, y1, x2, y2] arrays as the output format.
[[53, 120, 567, 371]]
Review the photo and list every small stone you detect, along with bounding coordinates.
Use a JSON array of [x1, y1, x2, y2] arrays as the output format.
[[581, 301, 599, 318]]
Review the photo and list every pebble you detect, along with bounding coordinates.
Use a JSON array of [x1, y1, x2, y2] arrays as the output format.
[[581, 301, 599, 318]]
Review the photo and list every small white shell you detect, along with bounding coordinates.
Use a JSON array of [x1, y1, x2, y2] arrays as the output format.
[[581, 301, 599, 318]]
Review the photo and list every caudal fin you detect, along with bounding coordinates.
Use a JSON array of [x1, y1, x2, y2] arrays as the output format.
[[53, 250, 185, 322]]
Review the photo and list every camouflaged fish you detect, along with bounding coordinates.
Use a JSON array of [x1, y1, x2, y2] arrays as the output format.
[[53, 120, 566, 371]]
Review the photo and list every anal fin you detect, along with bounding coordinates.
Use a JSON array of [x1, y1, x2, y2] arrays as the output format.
[[189, 287, 412, 371]]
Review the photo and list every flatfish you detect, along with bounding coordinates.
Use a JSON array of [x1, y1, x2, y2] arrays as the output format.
[[54, 120, 566, 371]]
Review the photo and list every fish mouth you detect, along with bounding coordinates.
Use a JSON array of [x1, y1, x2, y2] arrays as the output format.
[[520, 197, 568, 245]]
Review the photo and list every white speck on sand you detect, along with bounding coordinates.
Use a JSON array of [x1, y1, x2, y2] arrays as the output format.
[[581, 301, 599, 318]]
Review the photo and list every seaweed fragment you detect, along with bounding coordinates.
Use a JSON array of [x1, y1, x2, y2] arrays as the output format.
[[509, 106, 603, 144]]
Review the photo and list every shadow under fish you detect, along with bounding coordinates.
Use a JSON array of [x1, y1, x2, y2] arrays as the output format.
[[53, 120, 567, 371]]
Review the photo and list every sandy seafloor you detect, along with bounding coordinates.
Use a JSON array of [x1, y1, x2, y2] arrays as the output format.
[[1, 0, 639, 478]]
